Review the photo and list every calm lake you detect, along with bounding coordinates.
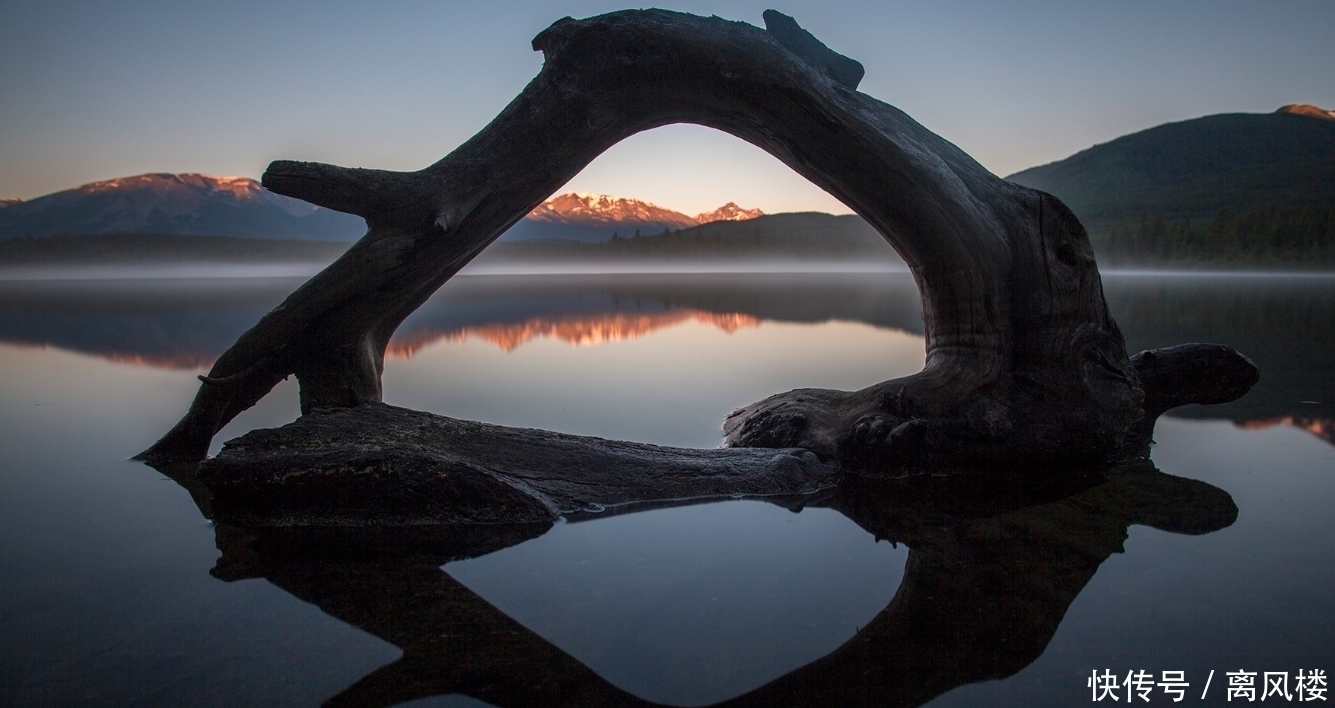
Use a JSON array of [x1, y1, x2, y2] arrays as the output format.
[[1, 269, 1332, 706]]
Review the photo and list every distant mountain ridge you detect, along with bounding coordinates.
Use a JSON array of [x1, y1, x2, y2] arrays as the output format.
[[0, 176, 766, 245], [0, 176, 898, 268], [1006, 105, 1335, 266], [8, 100, 1335, 268], [0, 173, 367, 242], [1007, 105, 1335, 231]]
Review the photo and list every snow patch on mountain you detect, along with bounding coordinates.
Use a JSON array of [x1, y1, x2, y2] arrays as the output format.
[[528, 193, 699, 228], [696, 202, 765, 224], [529, 192, 762, 228]]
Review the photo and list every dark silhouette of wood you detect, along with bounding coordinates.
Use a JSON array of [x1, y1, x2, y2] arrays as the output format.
[[206, 460, 1236, 707], [138, 9, 1256, 477], [200, 402, 837, 526]]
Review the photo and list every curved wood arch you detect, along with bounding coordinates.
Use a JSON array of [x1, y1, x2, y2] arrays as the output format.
[[140, 10, 1255, 474]]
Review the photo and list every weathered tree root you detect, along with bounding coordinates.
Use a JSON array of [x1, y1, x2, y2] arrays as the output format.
[[138, 9, 1257, 478]]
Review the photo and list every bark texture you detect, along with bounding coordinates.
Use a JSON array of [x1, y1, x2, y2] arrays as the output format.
[[138, 9, 1256, 475], [199, 402, 838, 527]]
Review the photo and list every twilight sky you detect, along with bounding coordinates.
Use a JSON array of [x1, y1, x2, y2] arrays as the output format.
[[2, 0, 1332, 215]]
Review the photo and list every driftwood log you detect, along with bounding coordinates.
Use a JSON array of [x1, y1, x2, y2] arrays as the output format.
[[139, 9, 1256, 486], [198, 402, 839, 526]]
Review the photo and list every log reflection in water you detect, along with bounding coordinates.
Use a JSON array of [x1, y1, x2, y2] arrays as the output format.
[[205, 460, 1236, 708]]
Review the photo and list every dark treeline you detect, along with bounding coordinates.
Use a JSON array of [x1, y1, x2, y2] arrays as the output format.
[[601, 225, 894, 258], [485, 221, 904, 264], [1097, 206, 1335, 267]]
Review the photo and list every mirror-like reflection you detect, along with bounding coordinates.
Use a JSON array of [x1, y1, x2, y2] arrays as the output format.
[[1103, 273, 1334, 437], [392, 309, 762, 355], [2, 272, 1328, 441], [203, 461, 1235, 708]]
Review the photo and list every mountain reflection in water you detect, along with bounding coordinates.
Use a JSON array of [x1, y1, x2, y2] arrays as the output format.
[[1242, 416, 1334, 444], [196, 460, 1234, 708], [0, 271, 1330, 442], [388, 310, 761, 356]]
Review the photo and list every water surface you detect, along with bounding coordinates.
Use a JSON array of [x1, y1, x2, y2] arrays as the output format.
[[0, 271, 1331, 706]]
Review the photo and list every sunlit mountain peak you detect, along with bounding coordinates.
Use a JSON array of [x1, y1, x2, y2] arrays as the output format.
[[1277, 104, 1335, 122], [64, 173, 322, 214], [529, 192, 699, 228], [696, 202, 765, 224], [528, 192, 763, 230], [75, 173, 265, 197]]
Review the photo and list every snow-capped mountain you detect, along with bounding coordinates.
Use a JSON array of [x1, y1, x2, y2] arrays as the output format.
[[527, 193, 700, 229], [0, 173, 365, 241], [696, 202, 765, 224], [505, 192, 764, 243]]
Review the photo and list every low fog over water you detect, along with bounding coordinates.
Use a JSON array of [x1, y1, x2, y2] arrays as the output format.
[[0, 258, 911, 282]]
